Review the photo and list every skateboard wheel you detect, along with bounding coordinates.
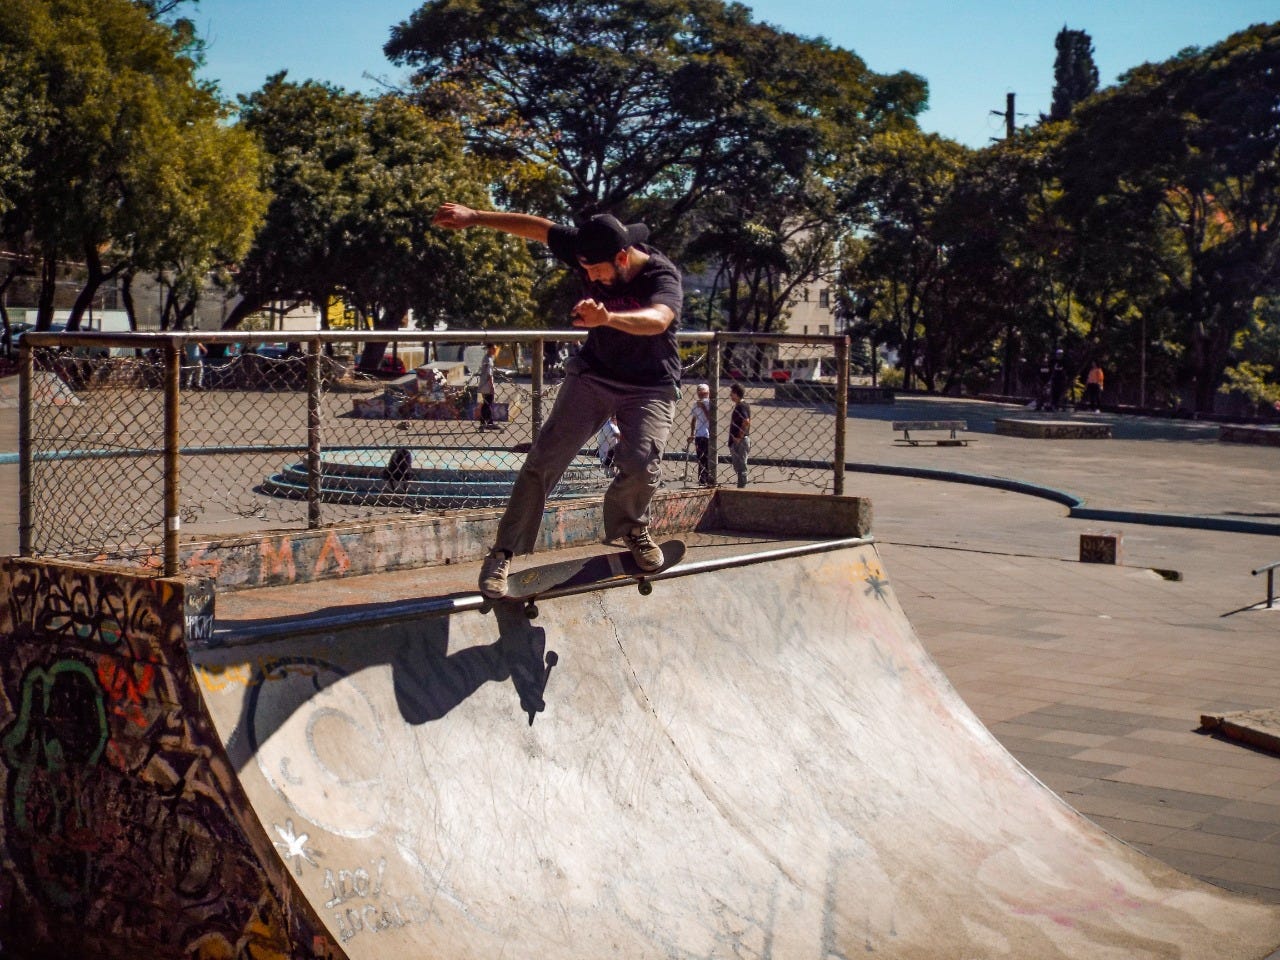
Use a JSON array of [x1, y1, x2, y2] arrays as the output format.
[[524, 601, 539, 620], [638, 580, 653, 596]]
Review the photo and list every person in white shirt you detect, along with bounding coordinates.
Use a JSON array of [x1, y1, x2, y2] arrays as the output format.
[[689, 383, 711, 485]]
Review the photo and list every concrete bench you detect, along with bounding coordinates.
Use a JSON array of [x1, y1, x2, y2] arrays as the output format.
[[892, 420, 968, 446]]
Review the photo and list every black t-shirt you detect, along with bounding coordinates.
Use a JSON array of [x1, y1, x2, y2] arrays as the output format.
[[730, 401, 751, 444], [547, 225, 683, 386]]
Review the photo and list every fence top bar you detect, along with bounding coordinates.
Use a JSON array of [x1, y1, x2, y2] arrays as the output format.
[[22, 328, 721, 348], [1253, 561, 1280, 575], [715, 332, 846, 346]]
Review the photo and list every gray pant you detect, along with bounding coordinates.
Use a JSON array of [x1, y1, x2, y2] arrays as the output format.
[[494, 358, 677, 555], [730, 437, 750, 488]]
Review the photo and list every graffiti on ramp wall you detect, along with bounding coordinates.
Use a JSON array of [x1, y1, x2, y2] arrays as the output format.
[[0, 559, 343, 960]]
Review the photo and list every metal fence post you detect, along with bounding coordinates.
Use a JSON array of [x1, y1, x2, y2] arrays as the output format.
[[18, 341, 32, 556], [163, 338, 181, 577], [307, 338, 323, 528], [834, 336, 848, 496], [709, 336, 723, 488], [531, 338, 545, 444]]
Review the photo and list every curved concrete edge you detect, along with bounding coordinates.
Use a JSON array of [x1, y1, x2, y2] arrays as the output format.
[[843, 461, 1280, 538], [1070, 506, 1280, 537], [843, 460, 1082, 508]]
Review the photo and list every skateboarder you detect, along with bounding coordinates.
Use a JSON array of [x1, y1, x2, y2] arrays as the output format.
[[431, 203, 684, 599]]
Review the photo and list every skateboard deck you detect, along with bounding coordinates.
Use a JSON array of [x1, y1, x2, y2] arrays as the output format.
[[503, 539, 686, 618]]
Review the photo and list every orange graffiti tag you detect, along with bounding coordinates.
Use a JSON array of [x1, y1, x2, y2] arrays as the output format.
[[316, 531, 351, 577], [259, 538, 297, 582]]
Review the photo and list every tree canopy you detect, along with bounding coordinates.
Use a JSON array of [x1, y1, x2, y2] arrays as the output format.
[[0, 0, 268, 329], [385, 0, 926, 331], [231, 76, 535, 345], [2, 2, 1276, 413], [1055, 21, 1280, 409], [834, 20, 1280, 411]]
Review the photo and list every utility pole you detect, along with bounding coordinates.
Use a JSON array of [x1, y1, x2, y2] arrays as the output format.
[[990, 93, 1016, 140]]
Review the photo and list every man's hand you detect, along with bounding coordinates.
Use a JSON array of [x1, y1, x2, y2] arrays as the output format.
[[571, 299, 610, 328], [432, 202, 478, 230]]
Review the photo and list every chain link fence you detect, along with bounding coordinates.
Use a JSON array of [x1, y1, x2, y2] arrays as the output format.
[[21, 330, 850, 571]]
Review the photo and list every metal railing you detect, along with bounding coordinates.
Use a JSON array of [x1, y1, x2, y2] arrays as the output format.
[[20, 329, 850, 574], [1253, 561, 1280, 610]]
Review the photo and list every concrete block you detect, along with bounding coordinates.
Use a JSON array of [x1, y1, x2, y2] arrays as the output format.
[[1219, 424, 1280, 446], [1080, 532, 1123, 564], [995, 418, 1112, 439]]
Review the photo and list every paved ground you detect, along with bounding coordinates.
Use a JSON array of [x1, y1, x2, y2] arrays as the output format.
[[4, 383, 1280, 906], [847, 396, 1280, 904]]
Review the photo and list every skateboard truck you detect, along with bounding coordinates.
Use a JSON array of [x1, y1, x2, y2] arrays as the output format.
[[523, 577, 654, 619]]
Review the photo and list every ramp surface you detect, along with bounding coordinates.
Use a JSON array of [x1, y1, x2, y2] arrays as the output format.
[[192, 542, 1280, 958]]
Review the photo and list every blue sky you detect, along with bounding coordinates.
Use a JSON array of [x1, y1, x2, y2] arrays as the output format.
[[194, 0, 1276, 148]]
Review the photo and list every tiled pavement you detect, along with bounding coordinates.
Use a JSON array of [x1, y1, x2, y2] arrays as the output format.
[[865, 462, 1280, 904], [3, 387, 1280, 905]]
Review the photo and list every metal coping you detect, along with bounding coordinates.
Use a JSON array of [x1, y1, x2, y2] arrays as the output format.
[[208, 535, 875, 648]]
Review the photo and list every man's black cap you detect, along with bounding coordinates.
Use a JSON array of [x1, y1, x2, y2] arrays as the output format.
[[575, 214, 650, 264]]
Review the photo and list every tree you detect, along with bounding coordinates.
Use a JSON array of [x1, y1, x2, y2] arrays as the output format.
[[678, 26, 922, 333], [1048, 27, 1099, 122], [1057, 22, 1280, 411], [839, 129, 967, 390], [925, 139, 1046, 395], [0, 0, 266, 330], [231, 77, 535, 369], [0, 52, 39, 218], [1219, 298, 1280, 415], [385, 0, 924, 236]]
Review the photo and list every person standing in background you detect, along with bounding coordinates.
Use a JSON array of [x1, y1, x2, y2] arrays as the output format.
[[689, 383, 712, 485], [1084, 360, 1104, 412], [477, 342, 499, 429], [728, 383, 751, 489]]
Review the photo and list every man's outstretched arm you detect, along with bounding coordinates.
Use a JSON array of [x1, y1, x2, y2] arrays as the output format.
[[432, 202, 554, 244]]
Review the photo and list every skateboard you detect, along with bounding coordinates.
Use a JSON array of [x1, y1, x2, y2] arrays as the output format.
[[503, 539, 686, 619]]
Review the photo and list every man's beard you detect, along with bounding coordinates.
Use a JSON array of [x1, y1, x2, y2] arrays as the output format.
[[593, 264, 624, 289]]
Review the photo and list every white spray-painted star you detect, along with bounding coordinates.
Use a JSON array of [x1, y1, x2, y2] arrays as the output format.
[[273, 818, 320, 875]]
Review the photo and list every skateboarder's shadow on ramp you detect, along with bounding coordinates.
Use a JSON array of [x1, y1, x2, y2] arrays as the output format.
[[393, 604, 557, 726], [222, 603, 559, 773]]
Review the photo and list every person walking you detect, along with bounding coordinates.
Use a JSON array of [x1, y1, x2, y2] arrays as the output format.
[[689, 383, 712, 486], [432, 202, 684, 600], [1084, 360, 1104, 412], [728, 383, 751, 489], [182, 338, 206, 390], [1049, 348, 1068, 412]]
